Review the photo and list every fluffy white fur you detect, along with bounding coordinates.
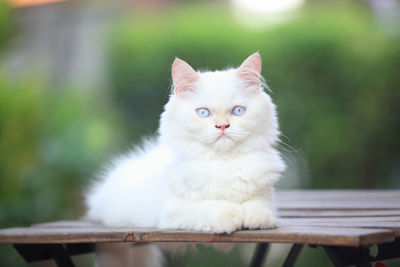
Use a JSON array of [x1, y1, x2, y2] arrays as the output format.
[[86, 52, 285, 235]]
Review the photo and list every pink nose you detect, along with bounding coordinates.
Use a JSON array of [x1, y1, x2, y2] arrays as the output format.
[[215, 124, 230, 130]]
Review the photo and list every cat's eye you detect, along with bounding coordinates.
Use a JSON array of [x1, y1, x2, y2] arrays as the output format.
[[232, 106, 246, 116], [196, 108, 211, 118]]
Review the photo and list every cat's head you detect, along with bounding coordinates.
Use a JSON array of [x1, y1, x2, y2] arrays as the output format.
[[160, 52, 280, 154]]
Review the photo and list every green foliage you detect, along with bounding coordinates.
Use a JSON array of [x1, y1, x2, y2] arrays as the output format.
[[107, 2, 400, 189], [0, 75, 123, 228], [0, 74, 125, 266], [0, 1, 12, 50]]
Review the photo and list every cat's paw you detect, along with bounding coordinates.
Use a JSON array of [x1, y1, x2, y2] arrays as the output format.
[[243, 207, 276, 229], [195, 206, 244, 234]]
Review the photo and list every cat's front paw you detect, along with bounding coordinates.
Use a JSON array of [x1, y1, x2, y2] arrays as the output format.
[[243, 207, 276, 230], [195, 206, 244, 234]]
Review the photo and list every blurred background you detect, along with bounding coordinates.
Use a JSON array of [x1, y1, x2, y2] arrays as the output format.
[[0, 0, 399, 266]]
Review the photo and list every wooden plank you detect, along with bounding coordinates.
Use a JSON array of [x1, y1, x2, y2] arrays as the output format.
[[32, 220, 103, 229], [31, 217, 400, 230], [0, 222, 394, 247], [275, 190, 400, 200], [279, 216, 400, 223], [278, 209, 400, 218], [30, 217, 400, 230], [277, 201, 400, 210], [275, 190, 400, 210], [278, 218, 400, 235], [31, 218, 400, 235]]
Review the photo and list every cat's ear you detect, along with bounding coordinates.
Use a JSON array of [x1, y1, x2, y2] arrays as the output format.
[[236, 52, 262, 91], [172, 58, 199, 96]]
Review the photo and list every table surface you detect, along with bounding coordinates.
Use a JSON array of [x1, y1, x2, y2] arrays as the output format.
[[1, 190, 399, 247]]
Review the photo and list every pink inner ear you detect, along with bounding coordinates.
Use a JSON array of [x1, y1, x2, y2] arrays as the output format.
[[172, 58, 199, 95], [236, 52, 262, 89]]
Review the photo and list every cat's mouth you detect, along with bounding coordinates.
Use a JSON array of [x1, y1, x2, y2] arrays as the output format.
[[217, 132, 232, 141], [213, 132, 236, 150]]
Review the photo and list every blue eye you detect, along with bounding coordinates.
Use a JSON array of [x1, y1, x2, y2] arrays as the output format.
[[232, 106, 246, 116], [196, 108, 210, 118]]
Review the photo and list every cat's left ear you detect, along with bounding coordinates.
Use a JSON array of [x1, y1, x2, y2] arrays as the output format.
[[236, 52, 262, 91], [172, 58, 200, 97]]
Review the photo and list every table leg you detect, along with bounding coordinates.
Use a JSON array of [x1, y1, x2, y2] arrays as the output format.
[[51, 244, 76, 267], [324, 246, 347, 267], [371, 238, 400, 262], [12, 243, 95, 267], [249, 243, 270, 267], [282, 244, 303, 267], [323, 246, 372, 267]]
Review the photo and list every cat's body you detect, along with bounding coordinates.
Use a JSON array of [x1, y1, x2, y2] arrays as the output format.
[[86, 52, 285, 235]]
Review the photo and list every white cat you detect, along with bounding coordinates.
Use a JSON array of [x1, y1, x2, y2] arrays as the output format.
[[86, 52, 285, 235]]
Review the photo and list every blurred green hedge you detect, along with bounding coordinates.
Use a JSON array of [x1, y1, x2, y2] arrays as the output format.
[[107, 2, 400, 189], [0, 73, 125, 266], [0, 1, 12, 51], [0, 76, 125, 228]]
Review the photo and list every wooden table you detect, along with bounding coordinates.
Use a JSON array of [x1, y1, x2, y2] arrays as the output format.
[[1, 190, 399, 267]]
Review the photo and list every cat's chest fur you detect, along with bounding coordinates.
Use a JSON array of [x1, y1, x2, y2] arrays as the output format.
[[167, 150, 281, 203]]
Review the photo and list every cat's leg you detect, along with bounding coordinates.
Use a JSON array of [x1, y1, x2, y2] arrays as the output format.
[[242, 196, 276, 229], [159, 197, 244, 233]]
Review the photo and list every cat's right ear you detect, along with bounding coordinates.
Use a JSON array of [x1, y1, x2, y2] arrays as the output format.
[[236, 52, 262, 92], [172, 58, 199, 97]]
